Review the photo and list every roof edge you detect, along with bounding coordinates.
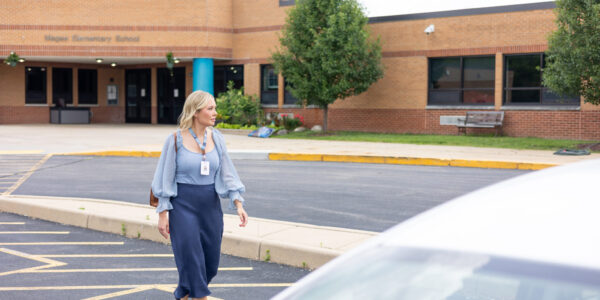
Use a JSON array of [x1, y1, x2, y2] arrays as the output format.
[[368, 1, 556, 24]]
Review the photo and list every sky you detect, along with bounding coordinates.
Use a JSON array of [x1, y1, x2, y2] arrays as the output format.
[[356, 0, 553, 17]]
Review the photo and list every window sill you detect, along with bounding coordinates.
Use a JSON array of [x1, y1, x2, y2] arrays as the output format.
[[77, 104, 99, 107], [260, 104, 280, 108], [25, 104, 49, 107], [501, 105, 580, 111], [426, 105, 495, 110], [260, 104, 320, 109]]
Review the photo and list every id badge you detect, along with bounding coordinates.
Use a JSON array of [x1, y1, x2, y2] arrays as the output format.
[[201, 161, 210, 175]]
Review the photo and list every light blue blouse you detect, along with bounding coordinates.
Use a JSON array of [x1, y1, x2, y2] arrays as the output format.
[[151, 128, 246, 213], [175, 129, 220, 185]]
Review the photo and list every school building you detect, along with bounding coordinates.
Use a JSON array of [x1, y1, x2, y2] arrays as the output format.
[[1, 0, 598, 139]]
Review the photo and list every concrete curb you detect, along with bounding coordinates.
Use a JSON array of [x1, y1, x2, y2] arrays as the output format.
[[0, 195, 376, 270], [56, 150, 556, 170], [268, 153, 556, 170]]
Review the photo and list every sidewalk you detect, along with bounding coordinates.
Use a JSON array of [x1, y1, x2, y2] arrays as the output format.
[[2, 124, 599, 168], [0, 195, 375, 269], [1, 124, 599, 268]]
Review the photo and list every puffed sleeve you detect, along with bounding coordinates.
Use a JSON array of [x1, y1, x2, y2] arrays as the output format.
[[151, 133, 177, 213], [213, 129, 246, 210]]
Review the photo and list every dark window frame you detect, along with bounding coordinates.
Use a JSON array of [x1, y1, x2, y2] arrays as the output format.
[[25, 66, 47, 105], [260, 64, 278, 105], [52, 67, 73, 106], [428, 55, 495, 106], [77, 69, 98, 105], [503, 53, 579, 106], [213, 64, 244, 99], [279, 0, 295, 7], [283, 78, 299, 105]]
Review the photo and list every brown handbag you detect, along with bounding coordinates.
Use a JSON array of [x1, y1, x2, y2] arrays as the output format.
[[150, 132, 178, 207]]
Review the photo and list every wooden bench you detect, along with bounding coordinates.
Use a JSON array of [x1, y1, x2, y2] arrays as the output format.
[[457, 111, 504, 136]]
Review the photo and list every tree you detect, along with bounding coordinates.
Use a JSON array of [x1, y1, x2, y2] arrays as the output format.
[[272, 0, 384, 131], [543, 0, 600, 105]]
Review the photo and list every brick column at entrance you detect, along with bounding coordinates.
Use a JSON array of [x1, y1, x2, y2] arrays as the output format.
[[151, 67, 157, 124]]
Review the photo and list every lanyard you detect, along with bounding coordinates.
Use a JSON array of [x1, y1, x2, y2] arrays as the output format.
[[188, 128, 208, 160]]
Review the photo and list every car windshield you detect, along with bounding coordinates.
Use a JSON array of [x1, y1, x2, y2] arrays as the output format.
[[284, 246, 600, 300]]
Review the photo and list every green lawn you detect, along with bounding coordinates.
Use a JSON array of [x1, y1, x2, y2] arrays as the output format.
[[272, 131, 600, 152]]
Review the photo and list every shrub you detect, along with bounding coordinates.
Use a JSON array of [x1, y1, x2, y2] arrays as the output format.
[[282, 115, 304, 131], [216, 81, 262, 126], [215, 123, 258, 130]]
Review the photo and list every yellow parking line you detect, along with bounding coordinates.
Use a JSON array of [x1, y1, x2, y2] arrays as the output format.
[[24, 267, 252, 273], [0, 248, 66, 276], [210, 283, 294, 287], [3, 153, 52, 196], [0, 222, 25, 225], [0, 242, 124, 246], [82, 286, 154, 300], [36, 254, 174, 258], [0, 231, 69, 234], [30, 268, 178, 273], [0, 283, 293, 291], [0, 285, 155, 291]]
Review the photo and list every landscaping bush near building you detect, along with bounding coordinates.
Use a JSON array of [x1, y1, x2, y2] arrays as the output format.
[[216, 81, 263, 126], [282, 115, 304, 131]]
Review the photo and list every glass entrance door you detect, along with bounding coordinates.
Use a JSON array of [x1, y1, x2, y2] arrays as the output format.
[[125, 69, 151, 123], [157, 67, 185, 124]]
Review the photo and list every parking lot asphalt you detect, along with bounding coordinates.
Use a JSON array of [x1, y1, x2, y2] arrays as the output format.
[[0, 212, 310, 300]]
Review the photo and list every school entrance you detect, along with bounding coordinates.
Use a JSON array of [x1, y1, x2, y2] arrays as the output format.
[[125, 69, 151, 123], [157, 67, 185, 124]]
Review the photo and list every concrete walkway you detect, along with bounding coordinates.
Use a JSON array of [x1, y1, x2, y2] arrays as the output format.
[[1, 124, 599, 268]]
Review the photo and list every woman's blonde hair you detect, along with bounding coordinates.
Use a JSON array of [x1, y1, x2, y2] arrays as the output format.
[[178, 90, 215, 129]]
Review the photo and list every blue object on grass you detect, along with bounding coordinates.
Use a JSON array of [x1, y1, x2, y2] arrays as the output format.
[[248, 127, 275, 138]]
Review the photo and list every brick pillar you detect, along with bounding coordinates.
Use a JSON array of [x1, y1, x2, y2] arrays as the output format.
[[495, 52, 503, 110], [46, 66, 53, 106], [72, 67, 78, 106], [278, 73, 284, 108], [151, 67, 157, 124]]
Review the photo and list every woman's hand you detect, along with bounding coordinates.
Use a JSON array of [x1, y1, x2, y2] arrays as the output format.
[[234, 200, 248, 227], [158, 211, 169, 239]]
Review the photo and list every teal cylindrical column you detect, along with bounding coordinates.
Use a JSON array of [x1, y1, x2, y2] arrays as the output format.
[[193, 58, 214, 95]]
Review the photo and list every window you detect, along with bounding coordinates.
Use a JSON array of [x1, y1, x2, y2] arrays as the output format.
[[78, 69, 97, 105], [52, 68, 73, 106], [261, 65, 278, 105], [280, 0, 295, 6], [284, 78, 299, 105], [504, 54, 579, 105], [214, 65, 243, 98], [25, 67, 47, 104], [429, 56, 495, 105]]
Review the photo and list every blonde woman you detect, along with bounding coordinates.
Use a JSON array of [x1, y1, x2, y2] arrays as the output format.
[[152, 90, 248, 300]]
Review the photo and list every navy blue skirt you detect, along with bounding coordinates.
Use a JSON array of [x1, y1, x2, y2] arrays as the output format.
[[169, 182, 224, 299]]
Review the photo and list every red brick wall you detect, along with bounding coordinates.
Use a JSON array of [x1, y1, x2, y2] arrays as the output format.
[[265, 107, 600, 140], [263, 107, 323, 129], [0, 106, 49, 123], [90, 106, 124, 123]]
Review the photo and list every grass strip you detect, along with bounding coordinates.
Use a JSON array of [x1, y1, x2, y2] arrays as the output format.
[[273, 131, 600, 152]]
